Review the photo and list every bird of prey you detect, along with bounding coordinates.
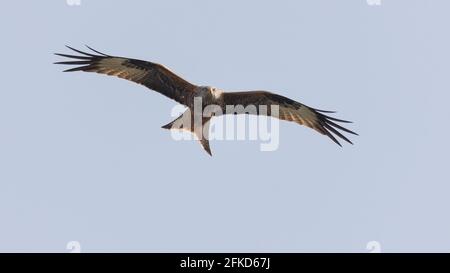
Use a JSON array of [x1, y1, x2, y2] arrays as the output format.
[[55, 46, 357, 156]]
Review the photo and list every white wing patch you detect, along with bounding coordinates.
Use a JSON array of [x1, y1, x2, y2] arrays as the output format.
[[93, 58, 148, 81], [279, 105, 319, 130]]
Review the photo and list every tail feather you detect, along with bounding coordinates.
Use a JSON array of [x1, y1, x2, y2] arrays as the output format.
[[161, 111, 213, 156]]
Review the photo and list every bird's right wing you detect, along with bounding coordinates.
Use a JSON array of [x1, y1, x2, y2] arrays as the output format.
[[55, 46, 197, 105]]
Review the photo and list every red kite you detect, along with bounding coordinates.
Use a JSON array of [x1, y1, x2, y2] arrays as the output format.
[[55, 46, 357, 155]]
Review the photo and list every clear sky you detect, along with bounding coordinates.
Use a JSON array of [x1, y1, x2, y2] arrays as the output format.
[[0, 0, 449, 252]]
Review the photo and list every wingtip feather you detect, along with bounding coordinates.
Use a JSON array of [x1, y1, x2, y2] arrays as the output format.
[[85, 45, 110, 56]]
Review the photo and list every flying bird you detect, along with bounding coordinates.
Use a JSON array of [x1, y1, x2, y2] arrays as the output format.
[[55, 46, 357, 155]]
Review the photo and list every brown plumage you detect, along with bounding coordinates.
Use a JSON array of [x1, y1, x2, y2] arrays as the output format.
[[55, 46, 357, 155], [221, 91, 357, 147], [55, 46, 197, 105]]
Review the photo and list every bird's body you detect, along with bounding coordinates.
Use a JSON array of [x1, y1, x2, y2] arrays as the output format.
[[55, 46, 357, 155]]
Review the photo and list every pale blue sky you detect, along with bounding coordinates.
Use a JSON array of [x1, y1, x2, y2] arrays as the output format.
[[0, 0, 449, 252]]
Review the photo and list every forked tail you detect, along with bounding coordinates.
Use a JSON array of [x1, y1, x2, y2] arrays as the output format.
[[161, 111, 212, 156]]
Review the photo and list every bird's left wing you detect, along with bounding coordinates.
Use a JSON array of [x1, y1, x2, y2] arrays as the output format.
[[221, 91, 358, 146], [55, 46, 197, 105]]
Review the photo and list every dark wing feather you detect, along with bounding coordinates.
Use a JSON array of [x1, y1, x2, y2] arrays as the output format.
[[54, 46, 197, 105], [222, 91, 358, 146]]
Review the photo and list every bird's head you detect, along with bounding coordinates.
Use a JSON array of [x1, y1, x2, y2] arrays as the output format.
[[206, 86, 223, 99], [196, 86, 224, 104]]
